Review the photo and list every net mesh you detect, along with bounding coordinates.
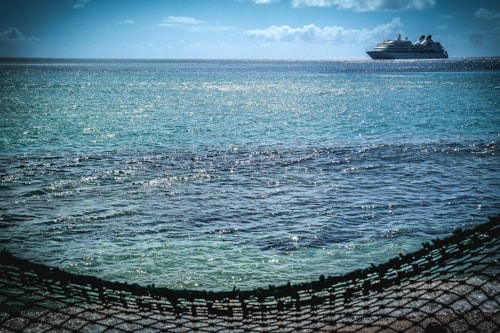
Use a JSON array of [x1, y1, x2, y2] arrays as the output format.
[[1, 215, 498, 332]]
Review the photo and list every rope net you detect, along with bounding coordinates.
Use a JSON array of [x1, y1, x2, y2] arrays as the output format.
[[1, 215, 498, 332]]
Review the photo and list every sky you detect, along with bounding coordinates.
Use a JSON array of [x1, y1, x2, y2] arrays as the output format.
[[0, 0, 499, 59]]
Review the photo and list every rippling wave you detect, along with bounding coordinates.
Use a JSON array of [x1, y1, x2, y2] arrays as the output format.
[[1, 58, 499, 290]]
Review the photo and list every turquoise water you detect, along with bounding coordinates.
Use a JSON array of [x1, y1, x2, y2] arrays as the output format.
[[1, 58, 499, 290]]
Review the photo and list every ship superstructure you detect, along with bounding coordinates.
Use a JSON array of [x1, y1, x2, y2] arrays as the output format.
[[367, 34, 448, 59]]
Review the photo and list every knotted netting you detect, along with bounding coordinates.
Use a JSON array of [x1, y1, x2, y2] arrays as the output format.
[[1, 215, 498, 332]]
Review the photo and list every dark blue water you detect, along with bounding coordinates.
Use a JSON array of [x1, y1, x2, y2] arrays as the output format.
[[1, 58, 499, 290]]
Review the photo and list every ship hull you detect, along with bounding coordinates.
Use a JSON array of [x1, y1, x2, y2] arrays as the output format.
[[367, 50, 448, 60]]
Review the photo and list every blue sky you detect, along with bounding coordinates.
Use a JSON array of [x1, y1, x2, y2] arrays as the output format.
[[1, 0, 499, 59]]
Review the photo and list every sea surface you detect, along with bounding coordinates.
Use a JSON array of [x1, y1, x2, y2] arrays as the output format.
[[1, 58, 499, 291]]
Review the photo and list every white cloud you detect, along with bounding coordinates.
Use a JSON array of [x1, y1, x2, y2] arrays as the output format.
[[118, 19, 135, 25], [250, 0, 280, 3], [0, 27, 38, 42], [159, 16, 203, 27], [188, 25, 235, 33], [73, 0, 91, 9], [474, 8, 500, 19], [245, 18, 403, 43], [291, 0, 435, 11], [158, 16, 234, 32]]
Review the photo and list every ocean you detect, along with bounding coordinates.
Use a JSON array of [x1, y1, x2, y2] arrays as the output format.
[[1, 58, 499, 291]]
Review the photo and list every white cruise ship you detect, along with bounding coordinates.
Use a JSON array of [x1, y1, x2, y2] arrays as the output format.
[[367, 34, 448, 59]]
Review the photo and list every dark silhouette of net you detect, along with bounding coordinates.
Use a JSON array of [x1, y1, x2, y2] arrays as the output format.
[[1, 215, 498, 332]]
